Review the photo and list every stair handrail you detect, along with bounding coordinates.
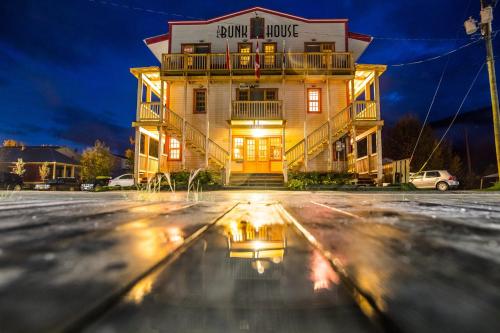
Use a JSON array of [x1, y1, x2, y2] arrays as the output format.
[[306, 122, 329, 153], [208, 139, 229, 166], [285, 139, 305, 166]]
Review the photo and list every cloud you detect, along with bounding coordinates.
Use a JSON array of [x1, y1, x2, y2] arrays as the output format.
[[49, 106, 132, 153]]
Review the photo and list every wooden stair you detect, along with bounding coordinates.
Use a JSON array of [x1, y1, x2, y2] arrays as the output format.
[[227, 173, 285, 189]]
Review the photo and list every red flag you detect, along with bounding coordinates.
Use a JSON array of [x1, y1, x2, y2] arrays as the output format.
[[225, 39, 231, 70], [254, 41, 260, 79]]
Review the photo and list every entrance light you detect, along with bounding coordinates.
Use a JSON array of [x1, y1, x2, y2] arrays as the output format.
[[252, 128, 265, 137]]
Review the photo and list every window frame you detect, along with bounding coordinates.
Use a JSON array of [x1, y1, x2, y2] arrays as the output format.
[[165, 137, 182, 161], [193, 88, 207, 114], [262, 42, 277, 68], [269, 137, 282, 161], [307, 88, 322, 113]]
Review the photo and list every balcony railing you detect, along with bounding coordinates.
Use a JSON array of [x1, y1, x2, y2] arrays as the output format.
[[138, 102, 162, 122], [331, 101, 378, 137], [231, 101, 282, 120], [162, 52, 353, 76]]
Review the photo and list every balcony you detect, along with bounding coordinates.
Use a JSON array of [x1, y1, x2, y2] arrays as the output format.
[[162, 52, 353, 76], [331, 101, 378, 137], [231, 101, 282, 120]]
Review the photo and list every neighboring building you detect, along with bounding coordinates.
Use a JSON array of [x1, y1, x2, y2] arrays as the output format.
[[131, 7, 386, 184], [0, 146, 81, 184], [111, 154, 131, 177]]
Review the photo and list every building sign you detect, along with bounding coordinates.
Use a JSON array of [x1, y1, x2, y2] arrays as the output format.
[[216, 17, 299, 39]]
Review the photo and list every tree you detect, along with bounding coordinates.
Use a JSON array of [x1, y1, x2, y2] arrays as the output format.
[[13, 158, 26, 177], [80, 141, 114, 181], [38, 162, 50, 181], [124, 148, 134, 171]]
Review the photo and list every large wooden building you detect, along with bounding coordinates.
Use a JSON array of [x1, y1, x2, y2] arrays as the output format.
[[131, 7, 386, 184]]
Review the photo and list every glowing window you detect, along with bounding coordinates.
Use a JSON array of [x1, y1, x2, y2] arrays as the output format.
[[263, 43, 276, 67], [233, 137, 244, 160], [269, 137, 282, 160], [258, 139, 267, 161], [246, 139, 256, 161], [238, 44, 251, 67], [307, 88, 321, 113], [167, 137, 181, 161]]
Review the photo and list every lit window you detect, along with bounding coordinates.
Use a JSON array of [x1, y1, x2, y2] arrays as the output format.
[[269, 137, 282, 160], [233, 137, 244, 160], [307, 88, 321, 113], [247, 139, 256, 161], [238, 44, 251, 67], [193, 89, 206, 113], [263, 43, 276, 67], [258, 139, 267, 161], [167, 137, 181, 161]]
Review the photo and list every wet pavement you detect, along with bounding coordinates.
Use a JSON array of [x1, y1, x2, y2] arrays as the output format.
[[0, 190, 500, 332]]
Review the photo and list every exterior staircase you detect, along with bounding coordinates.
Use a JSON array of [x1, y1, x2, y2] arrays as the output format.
[[228, 173, 285, 189], [285, 101, 378, 170], [139, 102, 229, 168]]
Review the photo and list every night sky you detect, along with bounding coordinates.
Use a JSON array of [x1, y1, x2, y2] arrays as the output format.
[[1, 0, 498, 154]]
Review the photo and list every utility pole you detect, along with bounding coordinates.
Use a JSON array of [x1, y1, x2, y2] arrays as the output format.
[[481, 0, 500, 176]]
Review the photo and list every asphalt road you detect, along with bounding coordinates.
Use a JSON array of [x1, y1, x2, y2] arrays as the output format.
[[0, 190, 499, 333]]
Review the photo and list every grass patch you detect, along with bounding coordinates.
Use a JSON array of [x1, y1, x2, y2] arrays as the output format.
[[485, 182, 500, 191]]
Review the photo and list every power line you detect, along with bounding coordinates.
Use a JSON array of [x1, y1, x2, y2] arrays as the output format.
[[417, 61, 486, 173], [389, 38, 483, 67]]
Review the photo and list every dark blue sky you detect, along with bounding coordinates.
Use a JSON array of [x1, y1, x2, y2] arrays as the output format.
[[0, 0, 498, 153]]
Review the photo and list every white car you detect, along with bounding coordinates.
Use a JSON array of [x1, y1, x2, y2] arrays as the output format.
[[410, 170, 459, 191], [108, 174, 135, 188]]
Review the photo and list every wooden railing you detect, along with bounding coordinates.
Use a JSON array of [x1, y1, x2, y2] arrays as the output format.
[[185, 123, 206, 151], [356, 156, 370, 174], [138, 102, 162, 122], [208, 140, 229, 166], [162, 52, 353, 75], [285, 140, 305, 167], [307, 122, 329, 153], [231, 101, 282, 120], [331, 101, 378, 136]]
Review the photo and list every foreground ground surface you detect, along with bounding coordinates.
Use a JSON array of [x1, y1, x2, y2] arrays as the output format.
[[0, 190, 499, 332]]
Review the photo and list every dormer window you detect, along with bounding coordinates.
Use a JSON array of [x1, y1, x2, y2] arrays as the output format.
[[250, 17, 265, 39]]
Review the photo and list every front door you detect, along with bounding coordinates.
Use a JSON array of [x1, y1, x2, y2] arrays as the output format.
[[244, 138, 269, 173]]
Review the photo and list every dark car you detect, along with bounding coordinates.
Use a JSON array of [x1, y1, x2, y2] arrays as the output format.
[[0, 172, 23, 190], [35, 177, 80, 191], [81, 176, 111, 191]]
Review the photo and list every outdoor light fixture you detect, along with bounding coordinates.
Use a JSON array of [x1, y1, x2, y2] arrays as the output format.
[[252, 127, 265, 138], [464, 17, 479, 35]]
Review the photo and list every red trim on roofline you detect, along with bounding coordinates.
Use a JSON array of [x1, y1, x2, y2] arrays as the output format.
[[348, 31, 372, 43], [145, 33, 170, 45], [168, 7, 348, 25]]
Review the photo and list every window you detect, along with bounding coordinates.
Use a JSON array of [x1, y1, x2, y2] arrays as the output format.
[[149, 138, 159, 158], [233, 137, 244, 160], [237, 89, 249, 101], [305, 42, 335, 53], [121, 175, 133, 179], [182, 43, 210, 68], [250, 17, 265, 39], [165, 137, 181, 161], [425, 171, 440, 178], [264, 90, 276, 101], [193, 89, 207, 113], [258, 139, 267, 161], [263, 43, 276, 67], [307, 88, 321, 113], [371, 133, 377, 154], [238, 43, 252, 67], [269, 137, 282, 160], [357, 138, 368, 158], [246, 139, 256, 161], [140, 134, 146, 154]]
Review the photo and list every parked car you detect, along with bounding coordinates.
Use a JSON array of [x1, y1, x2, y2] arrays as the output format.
[[0, 172, 23, 190], [35, 177, 80, 191], [410, 170, 459, 191], [108, 174, 135, 188], [81, 176, 112, 191]]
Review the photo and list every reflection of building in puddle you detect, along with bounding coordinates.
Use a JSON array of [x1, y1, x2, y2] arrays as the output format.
[[310, 250, 339, 292], [224, 213, 286, 280]]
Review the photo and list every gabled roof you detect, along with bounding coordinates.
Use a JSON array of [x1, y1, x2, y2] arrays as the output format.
[[0, 146, 80, 165], [167, 6, 348, 25]]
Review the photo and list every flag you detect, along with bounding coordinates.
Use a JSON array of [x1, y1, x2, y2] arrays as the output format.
[[255, 41, 260, 80], [225, 39, 231, 70]]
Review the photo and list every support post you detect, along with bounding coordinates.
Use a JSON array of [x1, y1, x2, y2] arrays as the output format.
[[326, 78, 332, 171], [52, 162, 56, 179], [205, 78, 210, 168], [136, 74, 143, 120], [376, 126, 383, 183], [157, 126, 163, 173], [182, 80, 187, 170], [134, 128, 141, 182], [481, 0, 500, 177], [303, 81, 308, 171]]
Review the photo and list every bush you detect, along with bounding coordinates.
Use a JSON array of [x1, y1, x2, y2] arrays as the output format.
[[160, 170, 222, 189], [485, 182, 500, 191], [287, 172, 354, 190]]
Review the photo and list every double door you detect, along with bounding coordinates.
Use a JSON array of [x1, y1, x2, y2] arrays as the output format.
[[234, 137, 282, 173]]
